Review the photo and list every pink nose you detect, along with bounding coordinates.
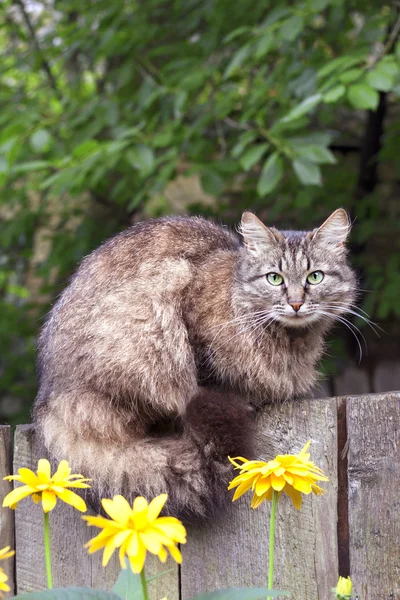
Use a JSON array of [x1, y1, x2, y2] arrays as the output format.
[[290, 301, 303, 312]]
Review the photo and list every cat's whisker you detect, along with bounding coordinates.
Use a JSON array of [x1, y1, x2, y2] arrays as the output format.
[[211, 311, 277, 349], [322, 303, 382, 337], [318, 310, 365, 363]]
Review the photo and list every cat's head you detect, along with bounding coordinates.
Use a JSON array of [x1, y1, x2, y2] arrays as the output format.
[[236, 209, 357, 328]]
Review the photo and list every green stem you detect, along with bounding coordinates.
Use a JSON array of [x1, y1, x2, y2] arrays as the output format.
[[43, 511, 53, 589], [140, 566, 150, 600], [268, 491, 279, 599]]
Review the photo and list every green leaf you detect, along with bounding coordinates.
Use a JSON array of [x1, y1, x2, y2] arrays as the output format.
[[72, 140, 100, 160], [12, 588, 122, 600], [200, 170, 225, 196], [292, 158, 322, 185], [367, 67, 395, 92], [191, 588, 289, 600], [30, 129, 52, 153], [323, 85, 345, 103], [257, 152, 283, 196], [280, 15, 304, 42], [280, 94, 321, 123], [339, 68, 363, 84], [223, 26, 251, 43], [255, 33, 274, 58], [112, 565, 143, 600], [11, 160, 51, 174], [224, 45, 251, 78], [231, 131, 258, 158], [239, 143, 269, 171], [347, 84, 379, 110], [126, 145, 155, 175], [294, 145, 336, 164], [287, 132, 333, 147], [317, 55, 362, 79]]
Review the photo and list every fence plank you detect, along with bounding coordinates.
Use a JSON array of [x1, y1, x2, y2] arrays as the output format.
[[0, 426, 14, 595], [347, 392, 400, 599], [14, 425, 179, 598], [181, 398, 338, 600]]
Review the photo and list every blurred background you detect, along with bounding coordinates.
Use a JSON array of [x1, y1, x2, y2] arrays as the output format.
[[1, 0, 400, 425]]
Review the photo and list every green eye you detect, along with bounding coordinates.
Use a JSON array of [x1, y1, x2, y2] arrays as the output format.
[[267, 272, 284, 286], [307, 271, 324, 285]]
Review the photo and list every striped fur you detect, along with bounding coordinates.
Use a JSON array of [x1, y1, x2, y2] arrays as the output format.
[[34, 210, 356, 518]]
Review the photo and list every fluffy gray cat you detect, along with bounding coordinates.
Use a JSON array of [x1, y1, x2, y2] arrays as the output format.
[[34, 209, 356, 518]]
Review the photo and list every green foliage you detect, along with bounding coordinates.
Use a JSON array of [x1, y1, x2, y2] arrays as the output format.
[[1, 0, 400, 418]]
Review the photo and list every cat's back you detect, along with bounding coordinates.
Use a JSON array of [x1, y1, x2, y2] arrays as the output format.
[[38, 217, 239, 373], [75, 216, 238, 286]]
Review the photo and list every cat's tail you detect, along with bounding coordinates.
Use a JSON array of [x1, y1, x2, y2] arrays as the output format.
[[39, 388, 255, 520]]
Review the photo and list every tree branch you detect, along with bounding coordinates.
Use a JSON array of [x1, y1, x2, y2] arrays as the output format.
[[14, 0, 62, 102]]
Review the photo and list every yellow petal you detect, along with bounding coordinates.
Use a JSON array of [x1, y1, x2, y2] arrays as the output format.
[[119, 542, 128, 569], [37, 459, 51, 481], [283, 483, 302, 510], [102, 496, 132, 525], [32, 493, 41, 504], [254, 476, 272, 496], [232, 478, 255, 501], [0, 547, 15, 560], [56, 489, 87, 512], [83, 515, 121, 530], [139, 531, 162, 555], [42, 490, 57, 513], [2, 485, 35, 508], [128, 541, 146, 573], [52, 460, 71, 481], [167, 544, 182, 564], [271, 473, 285, 491], [126, 530, 139, 557], [15, 468, 39, 488], [111, 530, 132, 548], [297, 441, 311, 458], [102, 540, 116, 567], [291, 476, 313, 494], [147, 494, 168, 522], [132, 497, 149, 530], [158, 546, 168, 563]]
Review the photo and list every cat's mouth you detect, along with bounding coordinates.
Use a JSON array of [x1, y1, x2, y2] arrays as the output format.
[[277, 312, 321, 328]]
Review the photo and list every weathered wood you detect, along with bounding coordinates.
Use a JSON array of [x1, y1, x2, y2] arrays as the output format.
[[181, 398, 338, 600], [347, 392, 400, 599], [0, 426, 14, 595], [13, 425, 179, 598]]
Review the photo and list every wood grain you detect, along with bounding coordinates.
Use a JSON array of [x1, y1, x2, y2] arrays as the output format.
[[0, 426, 14, 596], [347, 392, 400, 600], [181, 398, 338, 600], [13, 425, 179, 598]]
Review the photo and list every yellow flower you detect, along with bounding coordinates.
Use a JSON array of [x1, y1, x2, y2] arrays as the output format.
[[0, 547, 15, 562], [0, 548, 14, 598], [0, 568, 10, 597], [228, 441, 329, 509], [3, 459, 90, 513], [335, 576, 352, 598], [83, 493, 186, 573]]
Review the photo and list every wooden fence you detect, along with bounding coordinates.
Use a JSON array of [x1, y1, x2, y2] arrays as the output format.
[[0, 392, 399, 600]]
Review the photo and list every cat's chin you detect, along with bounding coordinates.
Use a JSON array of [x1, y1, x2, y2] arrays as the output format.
[[277, 313, 321, 328]]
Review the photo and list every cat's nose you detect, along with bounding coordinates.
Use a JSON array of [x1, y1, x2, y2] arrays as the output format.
[[289, 301, 303, 312]]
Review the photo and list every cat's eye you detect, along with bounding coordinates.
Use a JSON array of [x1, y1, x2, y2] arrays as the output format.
[[266, 272, 283, 286], [307, 271, 324, 285]]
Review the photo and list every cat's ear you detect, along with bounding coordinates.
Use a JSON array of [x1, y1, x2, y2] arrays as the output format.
[[312, 208, 351, 248], [239, 212, 281, 255]]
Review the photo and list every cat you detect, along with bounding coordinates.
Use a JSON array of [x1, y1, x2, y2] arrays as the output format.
[[34, 209, 356, 518]]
